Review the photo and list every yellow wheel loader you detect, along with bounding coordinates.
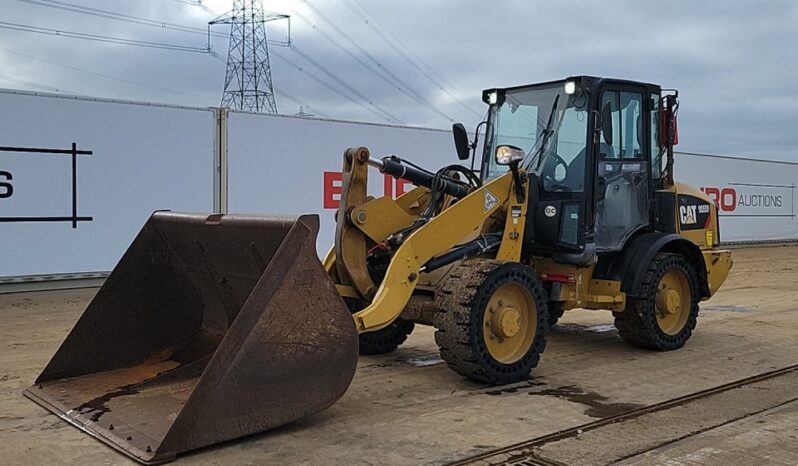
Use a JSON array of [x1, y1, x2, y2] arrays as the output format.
[[26, 76, 732, 463]]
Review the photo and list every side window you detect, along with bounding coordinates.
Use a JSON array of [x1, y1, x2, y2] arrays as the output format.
[[555, 106, 588, 164], [600, 92, 620, 159], [620, 92, 642, 158], [650, 94, 664, 179], [600, 91, 643, 159]]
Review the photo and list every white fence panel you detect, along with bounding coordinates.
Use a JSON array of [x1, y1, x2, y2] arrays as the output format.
[[675, 152, 798, 242], [0, 90, 217, 278]]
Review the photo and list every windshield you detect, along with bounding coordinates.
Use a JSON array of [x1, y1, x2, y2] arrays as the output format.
[[484, 83, 589, 193]]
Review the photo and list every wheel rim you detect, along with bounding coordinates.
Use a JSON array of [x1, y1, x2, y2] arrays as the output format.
[[483, 282, 537, 364], [655, 268, 692, 335]]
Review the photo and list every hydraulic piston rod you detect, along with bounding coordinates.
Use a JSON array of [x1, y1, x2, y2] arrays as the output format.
[[368, 156, 471, 199]]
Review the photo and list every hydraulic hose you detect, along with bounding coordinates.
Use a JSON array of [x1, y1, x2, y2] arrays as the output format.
[[420, 234, 503, 273], [369, 156, 471, 199]]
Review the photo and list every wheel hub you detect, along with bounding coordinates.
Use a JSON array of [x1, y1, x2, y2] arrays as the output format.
[[481, 282, 538, 364], [491, 306, 521, 338], [655, 268, 693, 336], [657, 288, 681, 315]]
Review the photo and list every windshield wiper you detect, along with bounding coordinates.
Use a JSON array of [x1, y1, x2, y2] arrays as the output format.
[[524, 94, 560, 169]]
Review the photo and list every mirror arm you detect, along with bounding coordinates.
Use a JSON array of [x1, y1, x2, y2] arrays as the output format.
[[470, 120, 493, 172], [591, 110, 602, 145]]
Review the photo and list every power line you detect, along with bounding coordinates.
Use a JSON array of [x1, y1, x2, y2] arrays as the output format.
[[0, 46, 215, 101], [17, 0, 223, 37], [0, 74, 84, 95], [0, 20, 209, 52], [167, 0, 209, 12], [295, 0, 457, 123], [211, 43, 401, 123], [268, 50, 396, 123], [18, 0, 292, 53], [16, 0, 230, 42], [14, 0, 446, 124], [341, 0, 482, 118], [7, 1, 434, 124], [349, 0, 478, 105], [287, 44, 403, 123]]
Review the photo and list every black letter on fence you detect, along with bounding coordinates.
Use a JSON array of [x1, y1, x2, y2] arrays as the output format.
[[0, 171, 12, 199]]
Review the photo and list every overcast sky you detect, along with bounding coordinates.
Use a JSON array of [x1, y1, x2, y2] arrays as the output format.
[[1, 0, 797, 161]]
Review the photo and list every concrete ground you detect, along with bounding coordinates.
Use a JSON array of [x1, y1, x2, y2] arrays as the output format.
[[1, 245, 797, 465]]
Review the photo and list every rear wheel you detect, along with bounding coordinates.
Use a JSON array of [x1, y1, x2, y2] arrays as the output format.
[[547, 301, 566, 329], [345, 299, 414, 355], [433, 259, 549, 385], [615, 253, 700, 351]]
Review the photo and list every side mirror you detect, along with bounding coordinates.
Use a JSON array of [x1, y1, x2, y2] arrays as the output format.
[[495, 145, 524, 166], [601, 102, 613, 146], [452, 123, 470, 160]]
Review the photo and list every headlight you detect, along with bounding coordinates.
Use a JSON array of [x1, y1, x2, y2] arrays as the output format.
[[487, 91, 498, 105], [495, 145, 525, 166], [564, 81, 577, 95]]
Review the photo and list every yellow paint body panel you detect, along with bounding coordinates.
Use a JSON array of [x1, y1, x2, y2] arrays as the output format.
[[703, 249, 733, 297], [352, 173, 514, 331], [349, 186, 430, 243], [534, 258, 626, 312], [495, 182, 529, 262]]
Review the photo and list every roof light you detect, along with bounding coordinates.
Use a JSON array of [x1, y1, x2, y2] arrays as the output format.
[[488, 91, 498, 105], [564, 81, 577, 95]]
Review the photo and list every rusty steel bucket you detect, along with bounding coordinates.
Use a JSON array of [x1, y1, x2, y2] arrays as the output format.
[[24, 212, 358, 464]]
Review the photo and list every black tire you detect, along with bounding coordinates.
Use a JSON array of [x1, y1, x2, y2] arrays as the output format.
[[615, 252, 700, 351], [345, 298, 415, 355], [358, 318, 415, 355], [433, 259, 549, 385], [548, 301, 566, 329]]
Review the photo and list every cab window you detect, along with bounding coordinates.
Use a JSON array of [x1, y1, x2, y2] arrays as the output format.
[[600, 91, 643, 159]]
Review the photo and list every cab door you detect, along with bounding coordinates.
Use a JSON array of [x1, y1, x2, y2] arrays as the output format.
[[532, 99, 591, 254], [594, 87, 651, 251]]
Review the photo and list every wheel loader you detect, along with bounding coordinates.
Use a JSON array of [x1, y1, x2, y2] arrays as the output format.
[[25, 76, 732, 463]]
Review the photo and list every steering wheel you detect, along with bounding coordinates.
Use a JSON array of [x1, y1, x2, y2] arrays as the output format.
[[542, 153, 569, 189]]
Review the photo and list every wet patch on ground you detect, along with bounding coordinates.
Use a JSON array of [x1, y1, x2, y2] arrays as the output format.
[[484, 380, 643, 419], [483, 379, 547, 396], [556, 323, 618, 334], [405, 355, 445, 367], [703, 305, 757, 313], [358, 349, 445, 371], [530, 385, 645, 418]]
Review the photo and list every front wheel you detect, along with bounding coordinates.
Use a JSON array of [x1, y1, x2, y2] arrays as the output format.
[[615, 253, 700, 351], [433, 259, 549, 385], [345, 298, 415, 355]]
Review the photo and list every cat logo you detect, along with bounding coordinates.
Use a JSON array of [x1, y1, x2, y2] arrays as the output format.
[[679, 205, 697, 225], [484, 190, 499, 212]]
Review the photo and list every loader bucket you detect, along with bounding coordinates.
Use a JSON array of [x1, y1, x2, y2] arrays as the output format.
[[24, 212, 358, 464]]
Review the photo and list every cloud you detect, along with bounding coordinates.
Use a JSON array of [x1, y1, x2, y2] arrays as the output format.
[[0, 0, 796, 160]]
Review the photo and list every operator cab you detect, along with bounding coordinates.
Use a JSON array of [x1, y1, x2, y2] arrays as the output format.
[[477, 76, 667, 261]]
